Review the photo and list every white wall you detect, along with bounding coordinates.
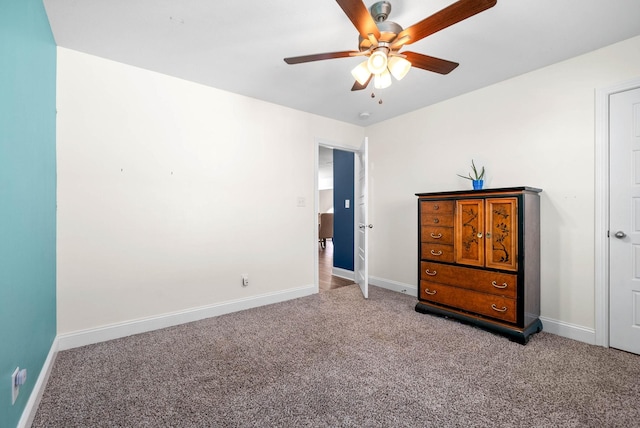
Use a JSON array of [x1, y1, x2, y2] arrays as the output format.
[[366, 35, 640, 334], [56, 48, 364, 334], [319, 189, 334, 213], [57, 35, 640, 341]]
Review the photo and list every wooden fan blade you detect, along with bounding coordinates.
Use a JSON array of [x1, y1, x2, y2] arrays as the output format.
[[336, 0, 381, 41], [351, 74, 373, 91], [284, 51, 357, 64], [398, 0, 497, 45], [403, 51, 459, 75], [390, 35, 411, 50]]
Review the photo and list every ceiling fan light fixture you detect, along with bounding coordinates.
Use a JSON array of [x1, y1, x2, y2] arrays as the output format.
[[285, 0, 498, 94], [367, 50, 388, 75], [351, 61, 372, 86], [388, 56, 411, 81], [374, 69, 392, 89]]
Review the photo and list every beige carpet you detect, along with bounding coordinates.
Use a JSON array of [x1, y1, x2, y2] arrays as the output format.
[[33, 285, 640, 427]]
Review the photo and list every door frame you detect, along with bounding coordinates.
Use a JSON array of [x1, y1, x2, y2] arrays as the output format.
[[594, 77, 640, 347], [314, 137, 360, 293]]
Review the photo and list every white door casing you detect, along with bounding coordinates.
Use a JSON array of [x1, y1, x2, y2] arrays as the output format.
[[609, 87, 640, 354], [355, 138, 370, 299]]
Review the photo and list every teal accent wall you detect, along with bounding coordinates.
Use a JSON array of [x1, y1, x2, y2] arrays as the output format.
[[0, 0, 57, 426]]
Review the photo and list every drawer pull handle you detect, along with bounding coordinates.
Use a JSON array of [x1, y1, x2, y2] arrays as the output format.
[[477, 232, 483, 238], [433, 204, 439, 210], [430, 232, 443, 239], [492, 281, 508, 289], [425, 269, 437, 276], [433, 218, 440, 224], [424, 288, 437, 295], [430, 250, 443, 256], [491, 304, 508, 313]]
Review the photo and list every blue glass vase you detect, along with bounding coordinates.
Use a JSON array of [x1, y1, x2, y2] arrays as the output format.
[[472, 179, 484, 190]]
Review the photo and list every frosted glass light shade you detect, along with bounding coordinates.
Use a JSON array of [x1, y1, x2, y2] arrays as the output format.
[[367, 50, 388, 74], [388, 56, 411, 81], [374, 69, 392, 89], [351, 61, 371, 85]]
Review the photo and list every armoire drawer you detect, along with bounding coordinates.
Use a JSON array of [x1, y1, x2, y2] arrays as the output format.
[[419, 281, 517, 323], [421, 226, 454, 244], [421, 200, 454, 214], [420, 261, 517, 298], [421, 243, 454, 263], [421, 213, 454, 227]]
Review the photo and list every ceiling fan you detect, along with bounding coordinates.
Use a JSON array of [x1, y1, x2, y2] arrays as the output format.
[[284, 0, 497, 91]]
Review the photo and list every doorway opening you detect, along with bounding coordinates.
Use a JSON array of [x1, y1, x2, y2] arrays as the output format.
[[316, 141, 356, 293]]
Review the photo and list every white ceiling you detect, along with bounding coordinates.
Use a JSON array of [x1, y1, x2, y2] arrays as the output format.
[[43, 0, 640, 126]]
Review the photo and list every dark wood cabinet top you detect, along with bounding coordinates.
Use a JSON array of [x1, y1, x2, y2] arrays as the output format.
[[416, 186, 542, 198]]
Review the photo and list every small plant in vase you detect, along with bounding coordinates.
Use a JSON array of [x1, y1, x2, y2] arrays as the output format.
[[457, 160, 485, 190]]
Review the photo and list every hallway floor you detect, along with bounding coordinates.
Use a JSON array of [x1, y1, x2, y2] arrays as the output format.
[[318, 240, 353, 292]]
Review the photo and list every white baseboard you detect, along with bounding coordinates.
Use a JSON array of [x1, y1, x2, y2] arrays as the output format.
[[538, 316, 596, 345], [18, 338, 58, 428], [369, 276, 417, 297], [367, 276, 598, 346], [57, 285, 316, 351], [332, 267, 355, 281], [327, 270, 418, 297], [330, 271, 418, 298]]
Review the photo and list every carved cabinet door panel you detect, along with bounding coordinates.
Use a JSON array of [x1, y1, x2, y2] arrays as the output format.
[[455, 200, 484, 267], [485, 197, 518, 271]]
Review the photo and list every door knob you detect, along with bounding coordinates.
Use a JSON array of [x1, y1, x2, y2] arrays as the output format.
[[614, 231, 627, 239]]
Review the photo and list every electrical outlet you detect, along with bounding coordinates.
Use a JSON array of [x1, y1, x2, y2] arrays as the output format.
[[11, 367, 19, 405], [241, 274, 249, 287]]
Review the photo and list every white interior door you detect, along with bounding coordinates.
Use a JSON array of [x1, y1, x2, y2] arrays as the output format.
[[610, 86, 640, 355], [354, 138, 370, 298]]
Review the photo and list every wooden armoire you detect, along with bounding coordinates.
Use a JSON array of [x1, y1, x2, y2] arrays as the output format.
[[415, 187, 542, 344]]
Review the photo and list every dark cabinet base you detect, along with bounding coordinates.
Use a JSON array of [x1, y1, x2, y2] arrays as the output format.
[[415, 302, 543, 345]]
